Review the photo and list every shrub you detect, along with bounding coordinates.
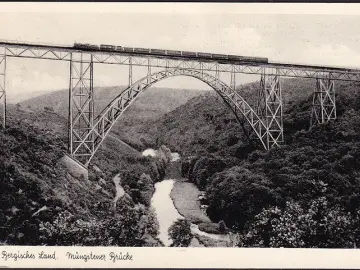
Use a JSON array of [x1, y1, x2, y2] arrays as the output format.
[[168, 219, 192, 247], [218, 220, 226, 233]]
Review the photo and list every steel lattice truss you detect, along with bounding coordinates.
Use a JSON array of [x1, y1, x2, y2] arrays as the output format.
[[69, 53, 95, 165], [259, 72, 283, 148], [71, 68, 270, 166], [0, 42, 359, 166], [311, 78, 336, 126], [3, 44, 360, 81]]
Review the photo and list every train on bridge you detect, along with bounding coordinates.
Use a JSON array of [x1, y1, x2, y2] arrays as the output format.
[[73, 43, 269, 64]]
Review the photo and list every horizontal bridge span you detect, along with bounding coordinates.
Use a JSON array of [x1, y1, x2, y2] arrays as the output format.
[[1, 40, 360, 81]]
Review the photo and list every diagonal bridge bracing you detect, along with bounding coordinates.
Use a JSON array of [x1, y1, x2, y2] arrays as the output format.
[[257, 71, 283, 149], [69, 53, 95, 162], [0, 40, 354, 167], [70, 68, 269, 166], [311, 76, 336, 126]]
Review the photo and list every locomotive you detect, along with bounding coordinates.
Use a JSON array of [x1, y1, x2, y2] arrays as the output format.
[[73, 43, 268, 63]]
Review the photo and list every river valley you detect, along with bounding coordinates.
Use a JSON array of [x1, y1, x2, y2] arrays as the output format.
[[143, 149, 230, 247]]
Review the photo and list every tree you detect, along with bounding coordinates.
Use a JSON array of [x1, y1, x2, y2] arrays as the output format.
[[168, 219, 192, 247], [218, 220, 226, 233], [237, 181, 355, 248]]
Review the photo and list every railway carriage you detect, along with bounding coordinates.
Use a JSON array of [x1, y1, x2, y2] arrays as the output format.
[[100, 44, 116, 51], [133, 47, 150, 54], [72, 42, 269, 64], [212, 54, 228, 60], [249, 56, 268, 63], [166, 50, 182, 56], [197, 52, 212, 59], [228, 55, 244, 61], [122, 47, 134, 53], [88, 44, 100, 50], [181, 51, 197, 57], [74, 43, 99, 50], [150, 48, 166, 55]]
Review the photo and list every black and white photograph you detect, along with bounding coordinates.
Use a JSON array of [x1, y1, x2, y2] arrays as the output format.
[[1, 3, 360, 253]]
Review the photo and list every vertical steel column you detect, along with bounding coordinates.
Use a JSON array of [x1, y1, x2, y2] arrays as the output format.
[[69, 52, 94, 166], [128, 57, 133, 87], [147, 57, 151, 84], [230, 65, 236, 90], [0, 47, 6, 129], [311, 75, 336, 126], [259, 70, 283, 149], [215, 64, 220, 80], [257, 73, 267, 117]]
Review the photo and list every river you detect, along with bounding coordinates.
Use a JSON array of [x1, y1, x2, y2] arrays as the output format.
[[143, 148, 229, 247]]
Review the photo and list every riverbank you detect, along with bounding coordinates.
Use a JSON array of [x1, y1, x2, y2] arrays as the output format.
[[170, 178, 210, 224], [145, 148, 230, 247], [170, 178, 230, 247]]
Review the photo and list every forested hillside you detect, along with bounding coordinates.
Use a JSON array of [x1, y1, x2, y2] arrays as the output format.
[[140, 78, 360, 248], [5, 76, 360, 248], [0, 105, 173, 246], [20, 86, 207, 150]]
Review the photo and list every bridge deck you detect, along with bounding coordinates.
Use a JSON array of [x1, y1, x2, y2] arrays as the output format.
[[1, 40, 360, 81]]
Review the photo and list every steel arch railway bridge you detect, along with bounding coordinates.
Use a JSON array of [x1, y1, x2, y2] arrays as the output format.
[[0, 40, 359, 167]]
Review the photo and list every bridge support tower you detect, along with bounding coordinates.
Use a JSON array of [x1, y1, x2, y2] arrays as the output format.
[[68, 52, 95, 166], [0, 47, 6, 129], [311, 76, 336, 126], [257, 70, 284, 149]]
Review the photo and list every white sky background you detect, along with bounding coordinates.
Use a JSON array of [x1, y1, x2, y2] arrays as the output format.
[[1, 3, 360, 99]]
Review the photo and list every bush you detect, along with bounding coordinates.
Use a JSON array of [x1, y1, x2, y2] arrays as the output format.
[[218, 220, 226, 233], [38, 200, 160, 246], [168, 219, 192, 247]]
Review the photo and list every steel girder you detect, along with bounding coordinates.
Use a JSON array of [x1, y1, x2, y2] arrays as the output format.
[[0, 47, 6, 129], [5, 46, 72, 61], [258, 72, 284, 148], [3, 45, 360, 82], [69, 53, 95, 165], [72, 68, 268, 166], [311, 77, 336, 126]]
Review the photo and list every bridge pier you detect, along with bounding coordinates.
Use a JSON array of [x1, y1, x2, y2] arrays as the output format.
[[311, 77, 336, 126], [258, 71, 284, 149], [68, 52, 95, 166], [0, 46, 6, 129]]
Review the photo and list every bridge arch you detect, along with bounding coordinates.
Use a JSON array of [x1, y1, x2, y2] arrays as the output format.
[[71, 68, 268, 166]]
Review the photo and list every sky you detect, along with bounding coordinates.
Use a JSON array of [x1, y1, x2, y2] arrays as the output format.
[[1, 3, 360, 101]]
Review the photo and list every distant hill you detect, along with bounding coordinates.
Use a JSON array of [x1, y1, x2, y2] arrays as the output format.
[[20, 86, 207, 150], [137, 78, 360, 156], [8, 89, 57, 104]]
